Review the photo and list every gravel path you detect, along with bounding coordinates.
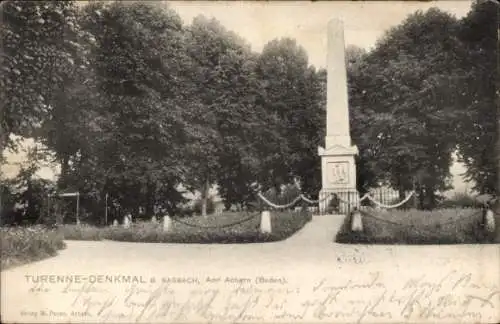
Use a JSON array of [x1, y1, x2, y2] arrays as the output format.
[[2, 215, 499, 323]]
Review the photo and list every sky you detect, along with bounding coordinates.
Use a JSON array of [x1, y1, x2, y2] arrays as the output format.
[[167, 1, 473, 68], [2, 1, 475, 194]]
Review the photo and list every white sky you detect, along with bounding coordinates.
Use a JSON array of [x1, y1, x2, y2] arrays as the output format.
[[167, 1, 473, 68]]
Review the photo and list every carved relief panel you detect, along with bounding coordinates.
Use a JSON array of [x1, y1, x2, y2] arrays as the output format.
[[327, 161, 349, 185]]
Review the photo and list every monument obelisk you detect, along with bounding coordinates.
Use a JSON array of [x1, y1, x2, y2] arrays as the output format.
[[318, 19, 359, 214]]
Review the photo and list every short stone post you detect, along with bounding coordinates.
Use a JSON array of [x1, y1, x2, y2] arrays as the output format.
[[151, 215, 157, 224], [112, 219, 118, 227], [260, 210, 272, 233], [123, 214, 131, 228], [163, 215, 172, 232], [484, 209, 496, 233], [350, 208, 363, 232]]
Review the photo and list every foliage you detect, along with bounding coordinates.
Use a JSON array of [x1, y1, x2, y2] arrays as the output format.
[[454, 0, 498, 194], [57, 1, 191, 219], [255, 38, 324, 196], [183, 16, 262, 214], [0, 147, 56, 225], [348, 8, 467, 208], [0, 225, 65, 270], [1, 0, 90, 150]]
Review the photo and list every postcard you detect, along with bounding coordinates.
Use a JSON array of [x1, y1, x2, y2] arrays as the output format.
[[1, 0, 499, 323]]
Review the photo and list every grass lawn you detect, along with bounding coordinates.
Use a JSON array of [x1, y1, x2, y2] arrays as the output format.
[[1, 225, 66, 270], [61, 210, 312, 244], [335, 208, 499, 244]]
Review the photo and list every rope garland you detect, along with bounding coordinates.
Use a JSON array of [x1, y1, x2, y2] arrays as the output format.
[[256, 192, 303, 209], [257, 189, 415, 210], [366, 191, 415, 209], [299, 193, 333, 204], [359, 193, 370, 202], [336, 193, 370, 207], [171, 212, 260, 229]]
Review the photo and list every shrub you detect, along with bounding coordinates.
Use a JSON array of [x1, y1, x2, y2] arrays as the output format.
[[439, 193, 478, 209], [335, 207, 492, 244], [1, 225, 66, 270], [193, 197, 215, 215], [61, 224, 106, 241]]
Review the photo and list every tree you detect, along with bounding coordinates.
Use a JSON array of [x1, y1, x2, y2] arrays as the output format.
[[455, 0, 498, 194], [184, 16, 265, 215], [60, 1, 192, 219], [255, 38, 324, 197], [348, 8, 464, 208], [1, 1, 88, 151], [5, 147, 56, 224], [346, 45, 379, 194]]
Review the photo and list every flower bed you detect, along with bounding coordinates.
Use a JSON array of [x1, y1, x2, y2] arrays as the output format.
[[335, 208, 497, 244], [1, 225, 66, 270], [61, 210, 312, 244]]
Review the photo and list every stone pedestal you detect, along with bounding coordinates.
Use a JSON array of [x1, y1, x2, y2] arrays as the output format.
[[318, 145, 359, 214], [319, 188, 359, 215]]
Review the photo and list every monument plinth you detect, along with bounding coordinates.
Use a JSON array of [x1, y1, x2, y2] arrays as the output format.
[[318, 19, 359, 214]]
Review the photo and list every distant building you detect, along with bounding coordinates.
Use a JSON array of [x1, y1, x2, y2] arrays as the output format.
[[1, 135, 60, 181]]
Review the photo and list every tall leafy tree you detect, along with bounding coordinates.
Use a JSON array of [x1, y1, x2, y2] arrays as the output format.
[[1, 0, 86, 151], [346, 45, 379, 194], [184, 16, 267, 214], [66, 1, 191, 218], [348, 8, 464, 208], [255, 38, 324, 196], [455, 0, 498, 194]]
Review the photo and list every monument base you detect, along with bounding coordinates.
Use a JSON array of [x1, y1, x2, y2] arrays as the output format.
[[319, 188, 359, 215]]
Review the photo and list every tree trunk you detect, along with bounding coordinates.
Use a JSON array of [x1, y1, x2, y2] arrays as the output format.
[[26, 179, 37, 223], [58, 155, 70, 189], [201, 178, 209, 218], [398, 187, 405, 201], [418, 186, 425, 210], [145, 184, 155, 219], [427, 187, 437, 210]]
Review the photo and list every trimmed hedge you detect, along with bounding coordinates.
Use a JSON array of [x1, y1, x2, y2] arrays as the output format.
[[61, 210, 312, 244], [439, 193, 478, 209], [1, 225, 66, 270], [335, 208, 498, 244]]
